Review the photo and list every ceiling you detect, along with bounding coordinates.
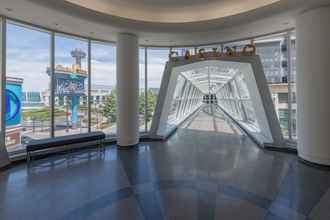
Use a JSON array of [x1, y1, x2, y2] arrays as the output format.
[[0, 0, 329, 46], [65, 0, 280, 23]]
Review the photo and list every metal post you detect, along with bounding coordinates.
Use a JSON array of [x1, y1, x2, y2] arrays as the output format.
[[286, 32, 293, 140], [88, 40, 92, 132], [144, 47, 148, 132], [0, 18, 9, 159], [32, 119, 35, 133], [208, 66, 211, 107], [50, 32, 55, 137]]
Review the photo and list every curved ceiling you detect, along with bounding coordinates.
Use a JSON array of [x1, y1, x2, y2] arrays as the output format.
[[0, 0, 329, 46], [65, 0, 280, 23]]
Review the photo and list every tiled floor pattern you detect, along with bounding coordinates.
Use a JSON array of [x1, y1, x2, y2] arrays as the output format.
[[1, 106, 330, 220]]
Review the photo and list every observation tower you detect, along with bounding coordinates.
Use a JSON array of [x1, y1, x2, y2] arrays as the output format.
[[47, 49, 87, 129]]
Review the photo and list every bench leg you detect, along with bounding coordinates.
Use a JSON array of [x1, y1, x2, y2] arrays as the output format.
[[98, 140, 102, 154], [102, 141, 106, 153], [27, 152, 31, 167], [69, 146, 74, 161], [97, 139, 105, 155]]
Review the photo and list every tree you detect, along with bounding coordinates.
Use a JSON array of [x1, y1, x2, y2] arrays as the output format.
[[102, 90, 117, 123], [139, 89, 157, 122], [101, 89, 157, 124]]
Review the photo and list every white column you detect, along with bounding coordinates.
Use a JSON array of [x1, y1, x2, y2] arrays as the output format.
[[296, 6, 330, 165], [116, 33, 139, 147]]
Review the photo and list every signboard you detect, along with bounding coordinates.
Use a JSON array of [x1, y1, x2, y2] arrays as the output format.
[[5, 78, 23, 148], [56, 78, 85, 96], [5, 83, 22, 126]]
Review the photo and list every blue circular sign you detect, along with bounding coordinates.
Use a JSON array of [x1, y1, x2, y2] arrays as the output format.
[[5, 89, 21, 121]]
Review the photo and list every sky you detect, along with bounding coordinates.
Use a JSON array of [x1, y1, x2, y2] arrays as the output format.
[[6, 22, 168, 92]]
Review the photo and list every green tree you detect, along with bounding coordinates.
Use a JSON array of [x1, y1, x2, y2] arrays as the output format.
[[102, 90, 117, 122], [139, 89, 157, 122], [101, 89, 156, 123]]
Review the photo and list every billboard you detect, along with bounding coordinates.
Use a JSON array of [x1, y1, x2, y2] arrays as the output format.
[[6, 81, 22, 126], [5, 78, 23, 148], [55, 73, 86, 96]]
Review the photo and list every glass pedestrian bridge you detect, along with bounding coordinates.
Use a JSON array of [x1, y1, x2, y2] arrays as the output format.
[[149, 52, 285, 149]]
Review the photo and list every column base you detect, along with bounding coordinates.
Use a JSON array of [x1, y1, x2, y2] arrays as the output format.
[[298, 156, 330, 169], [117, 143, 139, 150], [298, 152, 330, 167]]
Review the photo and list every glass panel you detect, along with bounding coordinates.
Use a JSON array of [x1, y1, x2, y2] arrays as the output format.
[[166, 75, 203, 130], [291, 32, 297, 140], [255, 33, 289, 138], [90, 41, 116, 136], [147, 48, 169, 130], [197, 44, 221, 53], [139, 48, 146, 132], [217, 72, 260, 127], [5, 22, 50, 152], [224, 40, 251, 53], [215, 63, 273, 144], [54, 34, 88, 136], [172, 47, 195, 56], [0, 17, 2, 139]]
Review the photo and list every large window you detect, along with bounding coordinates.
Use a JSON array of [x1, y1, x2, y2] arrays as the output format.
[[54, 34, 89, 136], [147, 48, 169, 130], [90, 42, 116, 136], [1, 18, 299, 156], [5, 22, 51, 152], [139, 48, 147, 132], [255, 33, 291, 138], [254, 32, 297, 142], [0, 17, 3, 150], [290, 32, 297, 139]]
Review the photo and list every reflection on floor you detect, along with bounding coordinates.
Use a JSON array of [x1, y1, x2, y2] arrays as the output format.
[[1, 105, 330, 220], [181, 105, 242, 135]]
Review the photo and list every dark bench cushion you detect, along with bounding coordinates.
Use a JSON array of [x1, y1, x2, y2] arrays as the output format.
[[26, 131, 106, 152]]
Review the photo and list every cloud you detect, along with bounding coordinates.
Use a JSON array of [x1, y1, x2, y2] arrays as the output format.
[[6, 22, 169, 92]]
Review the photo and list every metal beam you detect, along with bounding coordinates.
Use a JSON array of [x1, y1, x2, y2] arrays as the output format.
[[50, 31, 55, 137]]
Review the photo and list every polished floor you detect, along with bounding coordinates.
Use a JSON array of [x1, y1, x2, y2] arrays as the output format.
[[1, 106, 330, 220]]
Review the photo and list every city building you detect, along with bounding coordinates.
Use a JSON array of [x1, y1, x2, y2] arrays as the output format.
[[90, 84, 113, 105], [0, 1, 330, 220], [22, 91, 44, 109]]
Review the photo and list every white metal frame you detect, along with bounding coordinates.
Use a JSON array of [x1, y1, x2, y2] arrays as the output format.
[[149, 56, 285, 147]]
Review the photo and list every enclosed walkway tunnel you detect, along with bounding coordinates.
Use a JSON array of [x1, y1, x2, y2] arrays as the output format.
[[149, 55, 285, 149]]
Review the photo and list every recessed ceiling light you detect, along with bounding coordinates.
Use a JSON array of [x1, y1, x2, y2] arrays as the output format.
[[54, 23, 59, 26], [283, 22, 289, 25], [5, 8, 13, 12], [90, 31, 94, 34]]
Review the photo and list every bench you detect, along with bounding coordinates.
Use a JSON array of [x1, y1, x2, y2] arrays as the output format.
[[26, 131, 106, 163]]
